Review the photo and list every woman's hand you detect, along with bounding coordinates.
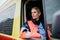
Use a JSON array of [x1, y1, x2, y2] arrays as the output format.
[[30, 32, 42, 38]]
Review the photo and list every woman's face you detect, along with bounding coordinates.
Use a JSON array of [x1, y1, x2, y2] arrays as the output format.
[[31, 8, 41, 20]]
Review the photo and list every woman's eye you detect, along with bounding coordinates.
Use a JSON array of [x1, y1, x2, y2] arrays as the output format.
[[34, 12, 36, 13]]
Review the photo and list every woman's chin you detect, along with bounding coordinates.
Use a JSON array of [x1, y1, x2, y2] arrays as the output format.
[[32, 17, 36, 19], [32, 18, 36, 20]]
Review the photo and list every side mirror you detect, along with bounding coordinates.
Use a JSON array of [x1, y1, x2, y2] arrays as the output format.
[[52, 11, 60, 39]]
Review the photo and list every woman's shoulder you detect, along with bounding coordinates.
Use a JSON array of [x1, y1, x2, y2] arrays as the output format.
[[23, 22, 28, 28], [24, 20, 32, 26], [24, 22, 28, 26]]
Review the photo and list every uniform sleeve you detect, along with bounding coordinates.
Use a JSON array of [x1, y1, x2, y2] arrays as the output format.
[[21, 22, 30, 32], [20, 22, 31, 38]]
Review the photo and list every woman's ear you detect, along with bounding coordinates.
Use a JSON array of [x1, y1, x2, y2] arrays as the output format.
[[39, 12, 41, 16]]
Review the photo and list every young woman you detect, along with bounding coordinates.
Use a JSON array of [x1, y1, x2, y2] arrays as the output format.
[[20, 7, 52, 40]]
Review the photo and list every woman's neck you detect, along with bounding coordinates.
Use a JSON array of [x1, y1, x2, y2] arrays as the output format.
[[36, 18, 39, 21], [32, 18, 40, 25]]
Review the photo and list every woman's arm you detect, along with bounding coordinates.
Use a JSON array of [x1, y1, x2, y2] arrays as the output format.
[[20, 27, 41, 38], [20, 22, 31, 38], [20, 22, 41, 38]]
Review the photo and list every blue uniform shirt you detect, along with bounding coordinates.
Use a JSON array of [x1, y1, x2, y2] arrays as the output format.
[[37, 22, 46, 37]]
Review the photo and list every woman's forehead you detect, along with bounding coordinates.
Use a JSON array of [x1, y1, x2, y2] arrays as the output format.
[[31, 8, 41, 12], [31, 9, 37, 11]]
